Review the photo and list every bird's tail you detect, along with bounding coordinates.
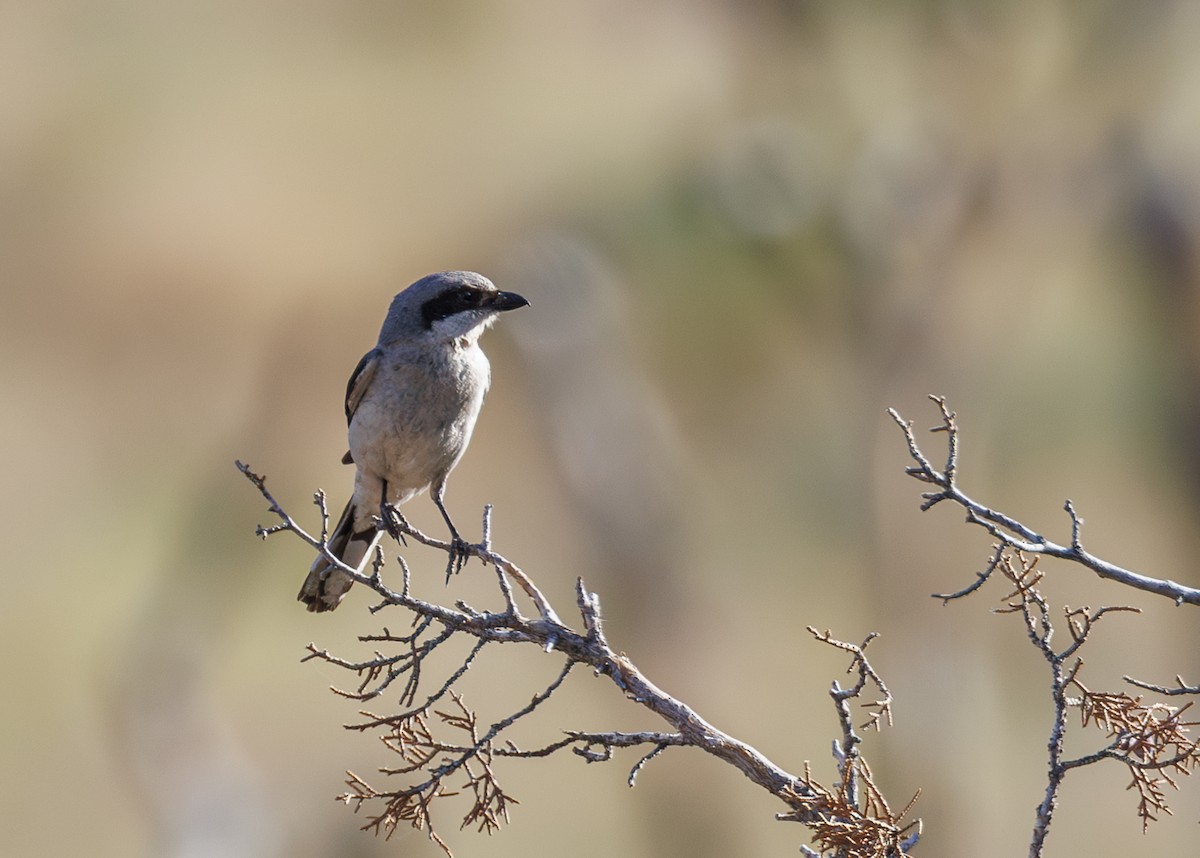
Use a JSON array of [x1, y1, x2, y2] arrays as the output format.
[[297, 500, 381, 612]]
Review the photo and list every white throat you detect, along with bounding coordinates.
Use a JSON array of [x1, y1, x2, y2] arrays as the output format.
[[429, 310, 495, 345]]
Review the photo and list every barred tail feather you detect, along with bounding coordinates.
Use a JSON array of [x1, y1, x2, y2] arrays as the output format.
[[297, 500, 381, 612]]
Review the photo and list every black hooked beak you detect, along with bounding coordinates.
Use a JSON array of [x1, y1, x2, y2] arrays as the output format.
[[489, 290, 530, 312]]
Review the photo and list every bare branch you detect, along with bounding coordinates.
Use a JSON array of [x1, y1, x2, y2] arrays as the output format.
[[887, 400, 1200, 606], [931, 542, 1005, 602], [983, 547, 1196, 852], [239, 460, 919, 856], [887, 400, 1200, 854], [1124, 675, 1200, 697]]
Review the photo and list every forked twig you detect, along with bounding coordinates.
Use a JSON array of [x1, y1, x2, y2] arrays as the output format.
[[888, 398, 1200, 606], [239, 460, 919, 856], [890, 399, 1200, 855]]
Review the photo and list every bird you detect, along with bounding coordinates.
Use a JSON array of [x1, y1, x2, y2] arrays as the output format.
[[298, 271, 529, 612]]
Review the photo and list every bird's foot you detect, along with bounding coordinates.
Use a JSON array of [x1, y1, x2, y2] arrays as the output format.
[[444, 533, 472, 583], [380, 503, 409, 546]]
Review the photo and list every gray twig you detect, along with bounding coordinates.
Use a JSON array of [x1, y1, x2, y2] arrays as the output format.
[[238, 460, 920, 856], [887, 398, 1200, 606]]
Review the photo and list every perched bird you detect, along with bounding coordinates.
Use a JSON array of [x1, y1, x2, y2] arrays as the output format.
[[298, 271, 529, 612]]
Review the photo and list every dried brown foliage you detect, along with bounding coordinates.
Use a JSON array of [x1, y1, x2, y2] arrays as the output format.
[[337, 691, 522, 851], [784, 630, 920, 858], [892, 397, 1200, 856], [786, 760, 919, 858], [239, 461, 919, 857], [1072, 682, 1200, 831], [238, 391, 1200, 857]]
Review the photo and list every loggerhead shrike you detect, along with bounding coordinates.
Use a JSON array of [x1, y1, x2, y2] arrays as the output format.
[[298, 271, 529, 612]]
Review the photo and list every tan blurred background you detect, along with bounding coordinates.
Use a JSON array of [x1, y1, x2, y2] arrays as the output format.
[[4, 1, 1200, 856]]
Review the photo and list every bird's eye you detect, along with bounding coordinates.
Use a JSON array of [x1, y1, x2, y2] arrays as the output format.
[[421, 287, 487, 329]]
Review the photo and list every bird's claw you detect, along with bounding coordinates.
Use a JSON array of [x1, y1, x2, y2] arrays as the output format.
[[380, 503, 409, 546], [444, 534, 472, 583]]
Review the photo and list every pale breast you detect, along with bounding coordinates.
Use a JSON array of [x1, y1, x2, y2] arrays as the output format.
[[348, 341, 491, 501]]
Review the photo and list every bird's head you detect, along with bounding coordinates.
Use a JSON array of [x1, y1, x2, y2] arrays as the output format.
[[379, 271, 529, 346]]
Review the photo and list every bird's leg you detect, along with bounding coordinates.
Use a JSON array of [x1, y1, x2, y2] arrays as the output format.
[[432, 485, 470, 582], [378, 479, 408, 546]]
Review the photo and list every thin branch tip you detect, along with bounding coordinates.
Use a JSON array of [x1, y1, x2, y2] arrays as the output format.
[[244, 461, 918, 853]]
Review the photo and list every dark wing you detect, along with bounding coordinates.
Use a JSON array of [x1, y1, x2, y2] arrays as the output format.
[[340, 348, 381, 464]]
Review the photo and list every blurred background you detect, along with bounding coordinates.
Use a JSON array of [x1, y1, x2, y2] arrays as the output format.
[[4, 1, 1200, 856]]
